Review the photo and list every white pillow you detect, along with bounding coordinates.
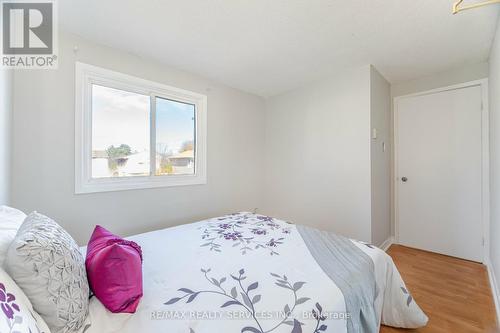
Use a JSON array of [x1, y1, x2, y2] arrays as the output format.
[[5, 212, 89, 333], [0, 206, 26, 267], [0, 266, 51, 332]]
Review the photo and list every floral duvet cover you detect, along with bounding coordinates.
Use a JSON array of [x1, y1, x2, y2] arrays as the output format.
[[78, 213, 428, 333]]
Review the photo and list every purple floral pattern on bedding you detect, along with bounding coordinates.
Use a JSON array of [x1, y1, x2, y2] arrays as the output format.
[[165, 268, 328, 333], [0, 283, 19, 320], [400, 287, 413, 307], [0, 282, 46, 333], [200, 213, 292, 255]]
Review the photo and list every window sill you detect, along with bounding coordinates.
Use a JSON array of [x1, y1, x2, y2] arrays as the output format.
[[75, 174, 207, 194]]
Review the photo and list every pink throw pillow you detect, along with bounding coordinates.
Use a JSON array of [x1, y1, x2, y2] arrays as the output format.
[[85, 225, 143, 313]]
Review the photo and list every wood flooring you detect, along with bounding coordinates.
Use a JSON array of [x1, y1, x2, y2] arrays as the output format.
[[380, 245, 498, 333]]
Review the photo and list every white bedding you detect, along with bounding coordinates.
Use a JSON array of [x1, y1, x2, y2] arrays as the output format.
[[78, 213, 427, 333]]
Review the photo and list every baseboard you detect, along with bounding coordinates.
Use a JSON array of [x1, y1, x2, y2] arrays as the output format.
[[379, 236, 394, 252], [485, 259, 500, 324]]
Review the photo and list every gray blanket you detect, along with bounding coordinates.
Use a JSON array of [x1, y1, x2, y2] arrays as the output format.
[[297, 225, 378, 333]]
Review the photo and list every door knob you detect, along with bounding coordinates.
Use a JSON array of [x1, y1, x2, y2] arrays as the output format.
[[401, 177, 408, 182]]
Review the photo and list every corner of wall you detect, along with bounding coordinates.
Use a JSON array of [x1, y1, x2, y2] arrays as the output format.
[[488, 13, 500, 323], [368, 65, 392, 246]]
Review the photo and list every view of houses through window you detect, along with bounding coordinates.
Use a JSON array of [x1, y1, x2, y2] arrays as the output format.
[[155, 97, 195, 176], [91, 84, 196, 178]]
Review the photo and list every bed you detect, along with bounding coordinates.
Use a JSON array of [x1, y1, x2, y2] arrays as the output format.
[[79, 212, 428, 333]]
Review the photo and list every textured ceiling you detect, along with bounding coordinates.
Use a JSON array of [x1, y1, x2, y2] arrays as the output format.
[[60, 0, 499, 97]]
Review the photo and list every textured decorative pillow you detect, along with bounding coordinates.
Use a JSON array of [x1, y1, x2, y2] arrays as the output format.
[[0, 206, 26, 267], [86, 225, 143, 313], [0, 266, 51, 333], [5, 212, 89, 333]]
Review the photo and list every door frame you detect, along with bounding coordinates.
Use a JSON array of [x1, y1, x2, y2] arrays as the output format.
[[393, 79, 489, 263]]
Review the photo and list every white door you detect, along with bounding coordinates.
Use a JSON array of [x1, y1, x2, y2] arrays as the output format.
[[396, 85, 484, 262]]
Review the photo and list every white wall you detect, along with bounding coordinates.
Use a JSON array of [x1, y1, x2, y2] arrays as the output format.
[[391, 62, 489, 97], [489, 18, 500, 301], [0, 70, 13, 206], [11, 32, 266, 245], [370, 66, 391, 246], [263, 66, 373, 242]]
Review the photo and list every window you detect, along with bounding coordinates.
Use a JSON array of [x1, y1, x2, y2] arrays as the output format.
[[75, 62, 207, 193]]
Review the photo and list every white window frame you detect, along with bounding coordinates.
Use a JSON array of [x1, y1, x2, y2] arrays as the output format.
[[75, 62, 207, 194]]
